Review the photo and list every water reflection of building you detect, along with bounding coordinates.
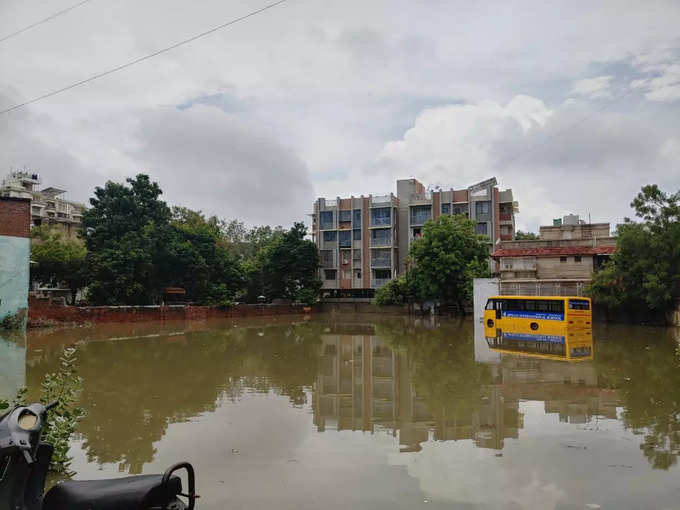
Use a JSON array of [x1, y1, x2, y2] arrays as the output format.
[[313, 328, 522, 452], [314, 324, 620, 454]]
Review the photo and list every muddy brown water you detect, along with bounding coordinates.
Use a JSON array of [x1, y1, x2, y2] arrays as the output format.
[[12, 315, 680, 509]]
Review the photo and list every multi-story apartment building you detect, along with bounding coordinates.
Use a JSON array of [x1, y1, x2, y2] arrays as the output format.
[[312, 177, 518, 297], [0, 171, 85, 239]]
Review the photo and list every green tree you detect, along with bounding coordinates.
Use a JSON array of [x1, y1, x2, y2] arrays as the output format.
[[163, 207, 245, 305], [589, 185, 680, 313], [31, 229, 87, 304], [407, 214, 490, 313], [82, 174, 172, 305], [515, 230, 538, 240], [251, 222, 321, 302]]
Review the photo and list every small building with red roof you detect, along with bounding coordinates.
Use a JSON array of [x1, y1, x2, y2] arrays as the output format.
[[491, 216, 616, 295]]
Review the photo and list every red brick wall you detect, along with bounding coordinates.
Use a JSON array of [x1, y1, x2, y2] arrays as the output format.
[[453, 190, 468, 203], [0, 197, 31, 238], [493, 188, 501, 243], [433, 192, 440, 221], [362, 197, 370, 288]]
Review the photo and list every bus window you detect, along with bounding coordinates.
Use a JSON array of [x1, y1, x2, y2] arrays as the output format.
[[485, 299, 494, 310], [548, 300, 564, 313], [504, 299, 523, 311], [535, 300, 549, 312], [569, 299, 590, 310]]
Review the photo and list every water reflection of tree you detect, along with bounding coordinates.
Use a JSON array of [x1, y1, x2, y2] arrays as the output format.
[[595, 327, 680, 470], [26, 322, 322, 474]]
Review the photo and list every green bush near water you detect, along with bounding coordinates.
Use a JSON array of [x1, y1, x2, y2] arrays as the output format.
[[0, 347, 85, 475]]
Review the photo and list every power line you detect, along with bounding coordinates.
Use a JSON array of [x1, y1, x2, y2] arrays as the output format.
[[0, 0, 287, 116], [504, 85, 638, 166], [0, 0, 94, 44]]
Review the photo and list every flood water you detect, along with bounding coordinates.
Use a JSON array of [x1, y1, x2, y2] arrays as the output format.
[[12, 315, 680, 509]]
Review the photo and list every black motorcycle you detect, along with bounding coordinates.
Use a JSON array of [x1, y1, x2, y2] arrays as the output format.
[[0, 401, 197, 510]]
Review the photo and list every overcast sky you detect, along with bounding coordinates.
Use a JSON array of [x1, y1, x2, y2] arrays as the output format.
[[1, 0, 679, 231]]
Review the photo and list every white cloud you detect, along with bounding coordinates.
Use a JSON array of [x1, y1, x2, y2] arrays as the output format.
[[633, 63, 680, 102], [370, 95, 679, 232], [570, 76, 613, 99], [0, 1, 679, 229]]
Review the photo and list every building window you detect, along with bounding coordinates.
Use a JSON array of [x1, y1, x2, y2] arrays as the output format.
[[373, 269, 391, 280], [371, 207, 391, 227], [320, 211, 333, 229], [339, 210, 352, 222], [339, 230, 351, 247], [412, 227, 422, 239], [355, 271, 361, 279], [441, 203, 451, 215], [324, 269, 337, 280], [323, 230, 337, 242], [353, 209, 361, 225], [371, 249, 391, 268], [371, 228, 391, 246], [475, 201, 491, 221], [410, 205, 431, 225], [560, 256, 567, 262], [320, 250, 334, 267], [476, 222, 488, 235], [353, 228, 361, 240], [452, 203, 468, 216], [574, 255, 582, 262]]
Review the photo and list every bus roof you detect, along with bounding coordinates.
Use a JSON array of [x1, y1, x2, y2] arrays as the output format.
[[487, 295, 591, 300]]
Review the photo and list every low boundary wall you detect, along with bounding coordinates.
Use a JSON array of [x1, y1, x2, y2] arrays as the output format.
[[28, 297, 316, 326]]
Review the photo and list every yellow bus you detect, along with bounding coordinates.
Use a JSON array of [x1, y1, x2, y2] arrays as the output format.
[[485, 327, 593, 362], [483, 295, 592, 333]]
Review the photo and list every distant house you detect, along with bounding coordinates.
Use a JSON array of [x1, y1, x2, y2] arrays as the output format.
[[1, 171, 85, 239], [492, 215, 616, 296]]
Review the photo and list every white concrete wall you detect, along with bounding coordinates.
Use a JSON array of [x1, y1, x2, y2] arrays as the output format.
[[473, 278, 500, 363]]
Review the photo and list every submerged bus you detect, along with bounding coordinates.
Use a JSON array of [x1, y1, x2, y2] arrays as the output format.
[[483, 295, 592, 333]]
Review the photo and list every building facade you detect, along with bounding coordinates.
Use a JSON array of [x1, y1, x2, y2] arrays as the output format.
[[1, 171, 85, 239], [312, 177, 518, 297], [492, 215, 616, 296]]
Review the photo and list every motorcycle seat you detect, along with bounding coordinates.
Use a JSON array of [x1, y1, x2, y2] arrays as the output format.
[[42, 473, 182, 510]]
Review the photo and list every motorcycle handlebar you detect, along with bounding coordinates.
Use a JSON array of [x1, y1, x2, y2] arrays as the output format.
[[45, 401, 59, 411]]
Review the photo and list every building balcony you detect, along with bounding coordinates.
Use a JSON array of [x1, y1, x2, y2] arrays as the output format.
[[499, 213, 512, 222], [371, 194, 392, 205], [370, 239, 392, 248], [370, 257, 391, 268], [370, 218, 391, 227], [370, 230, 393, 247], [371, 278, 391, 289], [500, 234, 513, 241], [500, 262, 536, 271]]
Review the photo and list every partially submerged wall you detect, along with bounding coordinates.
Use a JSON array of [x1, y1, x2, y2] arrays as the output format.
[[28, 297, 317, 326], [0, 197, 31, 328]]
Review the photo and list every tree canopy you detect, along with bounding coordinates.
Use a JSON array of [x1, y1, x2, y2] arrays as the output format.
[[30, 227, 87, 304], [375, 214, 490, 312], [246, 222, 321, 304], [79, 174, 318, 306], [589, 184, 680, 312], [82, 175, 172, 305], [515, 230, 538, 240]]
